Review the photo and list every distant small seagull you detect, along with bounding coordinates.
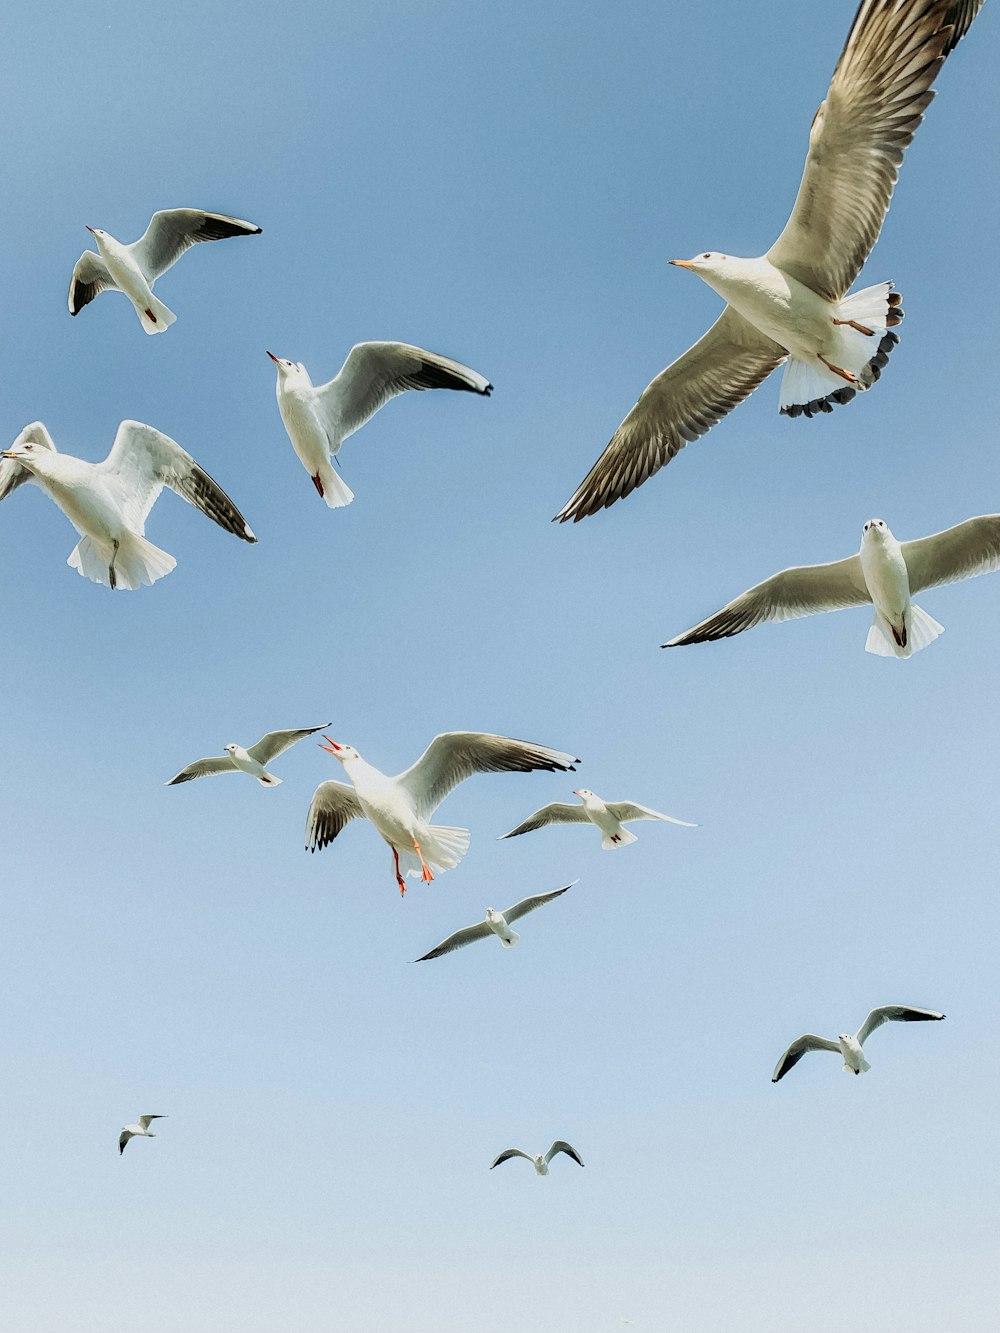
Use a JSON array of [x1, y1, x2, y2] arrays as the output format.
[[490, 1141, 584, 1175], [0, 420, 256, 589], [119, 1114, 166, 1155], [167, 724, 331, 787], [555, 0, 985, 521], [501, 788, 696, 849], [665, 515, 1000, 658], [267, 343, 492, 507], [413, 882, 575, 961], [305, 733, 578, 895], [69, 209, 261, 334], [772, 1005, 945, 1082]]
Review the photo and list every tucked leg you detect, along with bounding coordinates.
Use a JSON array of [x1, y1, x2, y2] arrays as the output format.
[[832, 318, 874, 336], [818, 353, 858, 384]]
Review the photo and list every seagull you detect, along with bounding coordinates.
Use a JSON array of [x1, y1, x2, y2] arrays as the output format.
[[68, 209, 261, 334], [772, 1005, 945, 1081], [0, 420, 256, 589], [501, 788, 697, 849], [167, 724, 331, 787], [490, 1141, 584, 1175], [413, 882, 576, 961], [305, 732, 579, 895], [266, 343, 492, 507], [665, 515, 1000, 658], [555, 0, 985, 522], [119, 1114, 166, 1155]]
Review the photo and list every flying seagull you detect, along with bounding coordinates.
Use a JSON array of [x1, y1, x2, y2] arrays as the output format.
[[305, 732, 579, 895], [119, 1114, 166, 1155], [490, 1141, 584, 1175], [501, 788, 697, 849], [413, 882, 576, 961], [0, 420, 256, 589], [68, 209, 261, 334], [772, 1005, 944, 1081], [267, 343, 492, 507], [555, 0, 985, 522], [665, 515, 1000, 657], [167, 724, 331, 787]]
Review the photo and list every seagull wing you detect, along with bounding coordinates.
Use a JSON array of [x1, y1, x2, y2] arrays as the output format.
[[98, 420, 256, 541], [553, 308, 786, 522], [413, 920, 494, 962], [605, 802, 698, 828], [771, 1034, 842, 1082], [137, 1115, 165, 1131], [317, 342, 492, 442], [664, 554, 870, 646], [767, 0, 983, 301], [546, 1141, 584, 1167], [901, 515, 1000, 593], [166, 755, 237, 785], [499, 803, 590, 839], [395, 733, 579, 821], [490, 1148, 534, 1169], [0, 422, 59, 502], [502, 882, 576, 923], [855, 1004, 945, 1047], [128, 209, 261, 282], [119, 1130, 133, 1155], [305, 781, 365, 853], [248, 725, 331, 766], [68, 251, 117, 315]]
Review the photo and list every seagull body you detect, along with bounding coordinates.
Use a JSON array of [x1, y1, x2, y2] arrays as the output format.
[[267, 343, 492, 507], [413, 883, 575, 961], [490, 1141, 584, 1175], [167, 725, 331, 787], [305, 733, 578, 895], [119, 1114, 165, 1155], [772, 1005, 944, 1081], [69, 210, 261, 334], [665, 515, 1000, 658], [501, 788, 696, 849], [0, 421, 255, 589], [555, 0, 985, 521]]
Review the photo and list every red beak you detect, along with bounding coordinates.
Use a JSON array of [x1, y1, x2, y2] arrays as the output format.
[[319, 736, 342, 754], [85, 226, 96, 235], [266, 350, 280, 363]]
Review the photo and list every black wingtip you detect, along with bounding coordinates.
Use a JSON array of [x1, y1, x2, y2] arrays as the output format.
[[482, 383, 493, 396]]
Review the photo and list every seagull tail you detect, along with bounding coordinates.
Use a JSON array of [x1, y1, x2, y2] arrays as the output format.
[[67, 532, 176, 590], [257, 772, 283, 787], [601, 827, 638, 850], [315, 463, 355, 509], [865, 606, 943, 658], [137, 294, 177, 335], [405, 823, 470, 875], [500, 930, 521, 948], [909, 604, 945, 654]]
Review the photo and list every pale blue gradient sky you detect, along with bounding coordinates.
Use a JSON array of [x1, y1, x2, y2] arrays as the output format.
[[1, 2, 998, 1330]]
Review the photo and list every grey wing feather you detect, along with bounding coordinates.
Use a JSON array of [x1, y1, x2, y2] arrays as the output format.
[[901, 516, 1000, 593], [0, 422, 59, 502], [771, 1034, 842, 1082], [305, 781, 365, 852], [248, 724, 331, 766], [119, 1131, 131, 1155], [396, 733, 579, 821], [664, 554, 870, 647], [553, 309, 785, 522], [130, 209, 261, 281], [138, 1115, 164, 1130], [68, 251, 117, 315], [499, 803, 590, 838], [413, 921, 494, 962], [490, 1148, 533, 1169], [502, 882, 576, 923], [546, 1140, 584, 1167], [855, 1005, 945, 1047], [606, 802, 697, 827], [167, 755, 237, 785]]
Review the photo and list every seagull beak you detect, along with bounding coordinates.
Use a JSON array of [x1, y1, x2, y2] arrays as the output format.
[[85, 226, 96, 235], [319, 736, 342, 754], [669, 259, 695, 269], [572, 790, 581, 796], [266, 350, 280, 363], [1, 450, 16, 458]]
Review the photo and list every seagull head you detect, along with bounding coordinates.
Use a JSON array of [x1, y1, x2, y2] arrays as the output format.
[[670, 251, 731, 275], [319, 737, 359, 763], [862, 518, 888, 543], [573, 788, 594, 799], [223, 744, 239, 755], [266, 351, 307, 382], [1, 439, 42, 471], [86, 226, 110, 253]]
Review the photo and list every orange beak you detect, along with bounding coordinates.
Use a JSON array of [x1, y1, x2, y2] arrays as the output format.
[[319, 736, 342, 754], [669, 259, 695, 269]]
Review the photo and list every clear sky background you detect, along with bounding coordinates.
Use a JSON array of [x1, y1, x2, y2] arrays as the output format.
[[1, 2, 998, 1330]]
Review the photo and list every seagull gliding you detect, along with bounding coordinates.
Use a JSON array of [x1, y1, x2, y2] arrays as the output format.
[[501, 788, 697, 849], [167, 725, 332, 787], [772, 1006, 944, 1081], [413, 882, 575, 961], [490, 1141, 584, 1175], [119, 1114, 166, 1155]]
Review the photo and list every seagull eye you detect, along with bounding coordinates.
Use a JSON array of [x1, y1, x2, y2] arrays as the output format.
[[702, 252, 711, 259]]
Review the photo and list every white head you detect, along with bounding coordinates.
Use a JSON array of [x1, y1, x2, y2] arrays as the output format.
[[224, 744, 240, 756], [574, 788, 596, 801], [862, 518, 889, 544], [85, 225, 112, 254], [266, 350, 309, 383], [1, 438, 46, 474], [318, 737, 360, 764]]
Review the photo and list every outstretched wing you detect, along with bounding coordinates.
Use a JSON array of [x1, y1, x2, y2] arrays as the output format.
[[901, 516, 1000, 594], [490, 1148, 533, 1169], [98, 420, 256, 541], [499, 803, 590, 839], [855, 1005, 945, 1047], [137, 1115, 165, 1131], [546, 1141, 584, 1167], [118, 1130, 133, 1155], [502, 882, 576, 923], [413, 920, 494, 962], [771, 1034, 842, 1082], [166, 755, 236, 785], [68, 251, 117, 315], [553, 309, 785, 523], [129, 209, 261, 281], [248, 725, 331, 766], [605, 802, 697, 828], [0, 422, 59, 502], [305, 781, 365, 853], [396, 733, 579, 821]]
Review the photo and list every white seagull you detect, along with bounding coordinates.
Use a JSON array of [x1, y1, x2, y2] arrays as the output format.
[[413, 882, 576, 961], [665, 515, 1000, 658], [119, 1114, 166, 1155], [305, 732, 579, 895], [490, 1141, 585, 1175], [167, 724, 331, 788], [267, 343, 492, 507], [772, 1005, 945, 1081], [555, 0, 985, 521], [501, 788, 697, 849], [0, 420, 256, 589], [68, 209, 261, 334]]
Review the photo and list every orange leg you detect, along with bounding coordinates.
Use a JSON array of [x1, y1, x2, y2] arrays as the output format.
[[818, 353, 858, 384], [413, 838, 434, 883], [832, 318, 874, 336], [392, 846, 406, 897]]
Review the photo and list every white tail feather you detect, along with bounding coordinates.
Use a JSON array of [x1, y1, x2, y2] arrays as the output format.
[[500, 930, 520, 948], [602, 826, 638, 850], [67, 531, 176, 590], [866, 605, 944, 658], [837, 280, 892, 328], [779, 355, 844, 411], [318, 464, 354, 509], [137, 293, 177, 335], [396, 824, 471, 878], [908, 603, 945, 654], [257, 773, 283, 787]]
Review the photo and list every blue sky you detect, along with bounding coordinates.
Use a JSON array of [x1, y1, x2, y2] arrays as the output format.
[[1, 1, 998, 1329]]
